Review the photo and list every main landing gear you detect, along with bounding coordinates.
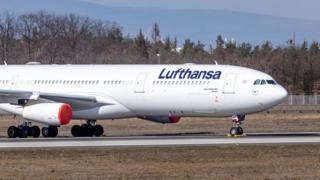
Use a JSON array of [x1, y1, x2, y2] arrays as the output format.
[[7, 120, 104, 138], [7, 122, 41, 138], [229, 115, 245, 136], [7, 121, 58, 138], [71, 120, 104, 137]]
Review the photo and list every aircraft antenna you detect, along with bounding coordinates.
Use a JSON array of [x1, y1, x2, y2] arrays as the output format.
[[214, 61, 218, 65], [4, 61, 7, 66]]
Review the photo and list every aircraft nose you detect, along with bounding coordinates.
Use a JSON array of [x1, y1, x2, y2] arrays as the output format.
[[274, 85, 288, 103]]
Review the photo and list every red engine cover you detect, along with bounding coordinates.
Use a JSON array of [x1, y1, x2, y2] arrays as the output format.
[[58, 104, 73, 125], [169, 116, 180, 123]]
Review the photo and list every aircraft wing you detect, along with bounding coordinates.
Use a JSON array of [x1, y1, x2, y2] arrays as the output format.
[[0, 89, 114, 110]]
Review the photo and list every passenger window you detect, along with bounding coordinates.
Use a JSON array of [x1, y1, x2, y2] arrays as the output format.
[[253, 80, 260, 85], [261, 80, 266, 85]]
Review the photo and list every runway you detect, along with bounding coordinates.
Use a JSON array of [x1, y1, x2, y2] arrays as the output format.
[[0, 132, 320, 149]]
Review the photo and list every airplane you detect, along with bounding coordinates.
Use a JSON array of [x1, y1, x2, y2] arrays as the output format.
[[0, 63, 288, 138]]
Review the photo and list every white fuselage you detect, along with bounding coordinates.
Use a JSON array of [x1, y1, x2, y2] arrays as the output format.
[[0, 64, 288, 120]]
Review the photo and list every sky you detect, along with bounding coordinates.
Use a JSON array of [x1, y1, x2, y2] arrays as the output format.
[[82, 0, 320, 20]]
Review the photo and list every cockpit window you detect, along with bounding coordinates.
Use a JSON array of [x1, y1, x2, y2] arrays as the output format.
[[253, 79, 261, 85], [267, 80, 276, 85], [254, 79, 276, 85]]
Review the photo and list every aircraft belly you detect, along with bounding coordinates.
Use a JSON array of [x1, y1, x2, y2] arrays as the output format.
[[133, 89, 218, 116]]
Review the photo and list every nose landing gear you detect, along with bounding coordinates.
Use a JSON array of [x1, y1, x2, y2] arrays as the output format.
[[229, 115, 245, 136]]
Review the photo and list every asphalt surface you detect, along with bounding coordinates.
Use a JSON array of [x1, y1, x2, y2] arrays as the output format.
[[0, 132, 320, 149]]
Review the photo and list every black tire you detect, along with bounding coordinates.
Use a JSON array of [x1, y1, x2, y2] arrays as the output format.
[[42, 127, 50, 137], [50, 126, 58, 137], [93, 125, 104, 137], [80, 124, 90, 136], [230, 127, 238, 136], [237, 127, 244, 135], [71, 125, 82, 137], [87, 124, 94, 136], [19, 126, 29, 138], [31, 126, 41, 138], [7, 126, 18, 138], [28, 126, 33, 136], [81, 124, 94, 136]]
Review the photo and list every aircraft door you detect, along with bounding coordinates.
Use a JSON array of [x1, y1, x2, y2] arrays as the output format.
[[223, 73, 237, 94], [134, 73, 147, 93]]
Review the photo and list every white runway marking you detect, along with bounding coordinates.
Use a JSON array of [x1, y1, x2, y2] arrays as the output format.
[[0, 134, 320, 148]]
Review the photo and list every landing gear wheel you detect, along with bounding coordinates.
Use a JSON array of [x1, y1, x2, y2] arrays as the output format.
[[230, 127, 238, 136], [30, 126, 40, 138], [71, 125, 82, 137], [87, 124, 94, 136], [19, 126, 29, 138], [42, 127, 50, 137], [81, 124, 93, 136], [7, 126, 18, 138], [237, 127, 244, 135], [93, 125, 104, 137], [50, 126, 58, 137], [42, 126, 58, 137]]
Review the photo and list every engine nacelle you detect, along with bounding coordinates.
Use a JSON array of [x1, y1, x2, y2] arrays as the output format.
[[139, 116, 181, 124], [22, 103, 72, 126]]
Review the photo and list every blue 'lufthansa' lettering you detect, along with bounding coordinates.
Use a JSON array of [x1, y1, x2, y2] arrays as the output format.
[[158, 68, 222, 80]]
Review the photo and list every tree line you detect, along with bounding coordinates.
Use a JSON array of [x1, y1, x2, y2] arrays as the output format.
[[0, 11, 319, 94]]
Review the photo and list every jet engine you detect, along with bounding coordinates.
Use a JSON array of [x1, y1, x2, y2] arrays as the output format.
[[139, 116, 181, 124], [22, 103, 72, 126]]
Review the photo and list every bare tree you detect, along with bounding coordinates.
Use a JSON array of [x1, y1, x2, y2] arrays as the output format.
[[0, 12, 16, 63]]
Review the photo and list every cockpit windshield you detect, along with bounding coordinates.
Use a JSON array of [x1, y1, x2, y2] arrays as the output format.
[[253, 79, 277, 85], [253, 79, 260, 85], [266, 80, 276, 85]]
